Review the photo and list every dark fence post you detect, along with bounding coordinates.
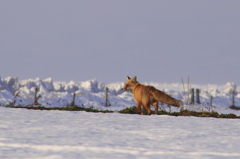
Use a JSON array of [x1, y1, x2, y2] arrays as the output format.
[[232, 89, 235, 107], [70, 92, 76, 106], [196, 89, 200, 104], [210, 95, 213, 107], [33, 87, 41, 106], [190, 88, 195, 104], [105, 87, 110, 106]]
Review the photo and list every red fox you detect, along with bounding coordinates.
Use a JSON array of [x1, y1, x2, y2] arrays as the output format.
[[122, 76, 183, 115]]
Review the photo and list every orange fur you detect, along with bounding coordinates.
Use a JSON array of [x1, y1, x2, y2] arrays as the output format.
[[122, 76, 183, 115]]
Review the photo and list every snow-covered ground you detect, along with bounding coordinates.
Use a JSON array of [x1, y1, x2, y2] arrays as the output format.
[[0, 107, 240, 159], [0, 77, 240, 115]]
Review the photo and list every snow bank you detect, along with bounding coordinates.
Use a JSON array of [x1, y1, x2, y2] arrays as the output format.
[[0, 76, 240, 115]]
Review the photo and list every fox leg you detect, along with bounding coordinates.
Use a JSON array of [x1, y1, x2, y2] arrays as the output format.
[[142, 101, 151, 115], [136, 102, 142, 113], [152, 100, 158, 114], [144, 104, 151, 115], [140, 97, 151, 115]]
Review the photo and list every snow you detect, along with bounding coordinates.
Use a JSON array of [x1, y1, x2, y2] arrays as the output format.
[[0, 107, 239, 159], [0, 77, 240, 158]]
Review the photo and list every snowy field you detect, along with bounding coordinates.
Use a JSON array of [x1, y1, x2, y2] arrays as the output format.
[[1, 77, 240, 158], [0, 107, 240, 159]]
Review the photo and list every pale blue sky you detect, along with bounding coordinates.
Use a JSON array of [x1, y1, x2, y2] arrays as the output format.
[[1, 0, 240, 84]]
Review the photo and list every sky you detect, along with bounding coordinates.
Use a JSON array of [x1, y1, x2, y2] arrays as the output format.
[[0, 0, 240, 85]]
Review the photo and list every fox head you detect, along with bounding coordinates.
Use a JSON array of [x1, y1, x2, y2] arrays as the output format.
[[122, 76, 139, 91]]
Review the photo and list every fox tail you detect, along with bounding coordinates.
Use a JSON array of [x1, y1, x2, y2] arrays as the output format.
[[149, 86, 184, 110]]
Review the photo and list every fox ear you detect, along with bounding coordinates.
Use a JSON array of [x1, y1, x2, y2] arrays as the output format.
[[126, 76, 131, 80], [132, 76, 137, 81]]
